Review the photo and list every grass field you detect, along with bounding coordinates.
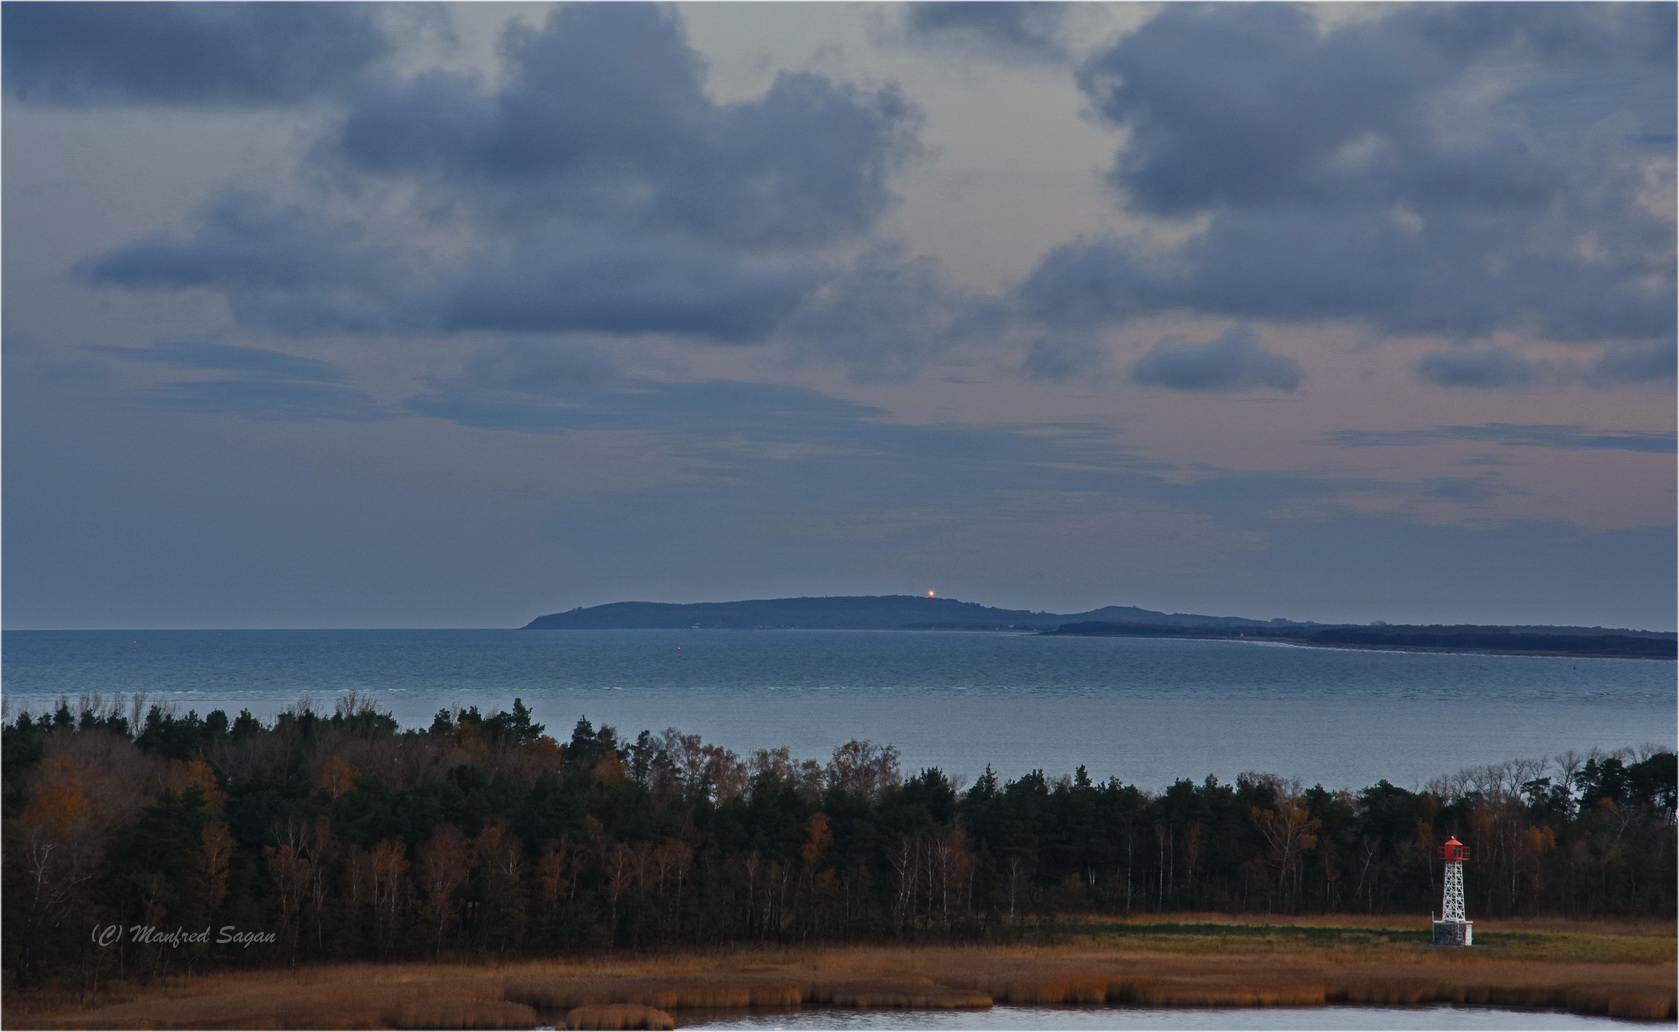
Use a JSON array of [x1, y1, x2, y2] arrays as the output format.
[[1075, 913, 1676, 965], [10, 915, 1674, 1029]]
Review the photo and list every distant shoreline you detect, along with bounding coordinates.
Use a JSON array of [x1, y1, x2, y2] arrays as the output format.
[[523, 596, 1675, 661], [1040, 622, 1676, 661], [520, 623, 1677, 661], [1158, 631, 1672, 661]]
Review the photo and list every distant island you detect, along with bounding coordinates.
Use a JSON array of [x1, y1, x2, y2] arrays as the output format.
[[523, 595, 1674, 659]]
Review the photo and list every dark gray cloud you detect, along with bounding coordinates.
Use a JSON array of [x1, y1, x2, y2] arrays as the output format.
[[1019, 339, 1105, 381], [78, 5, 921, 348], [440, 223, 816, 342], [322, 3, 916, 248], [80, 191, 406, 336], [1594, 341, 1677, 382], [1129, 329, 1300, 392], [904, 3, 1068, 61], [81, 192, 396, 292], [1083, 3, 1672, 215], [1329, 424, 1676, 454], [781, 249, 995, 381], [81, 197, 816, 343], [1023, 3, 1676, 344], [3, 3, 388, 106], [1417, 348, 1538, 389]]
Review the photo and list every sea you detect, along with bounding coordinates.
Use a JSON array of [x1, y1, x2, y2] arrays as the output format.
[[2, 629, 1672, 790]]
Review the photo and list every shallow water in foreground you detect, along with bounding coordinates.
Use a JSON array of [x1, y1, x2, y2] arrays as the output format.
[[678, 1004, 1664, 1029]]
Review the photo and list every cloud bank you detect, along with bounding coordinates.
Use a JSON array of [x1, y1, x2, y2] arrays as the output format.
[[4, 2, 390, 106], [1130, 329, 1301, 392], [1021, 3, 1675, 344]]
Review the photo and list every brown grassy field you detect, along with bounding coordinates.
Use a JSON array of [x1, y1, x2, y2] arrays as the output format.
[[11, 915, 1674, 1029]]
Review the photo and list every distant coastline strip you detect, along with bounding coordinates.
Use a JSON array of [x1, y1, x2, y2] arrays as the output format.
[[521, 595, 1676, 660], [1042, 621, 1676, 660]]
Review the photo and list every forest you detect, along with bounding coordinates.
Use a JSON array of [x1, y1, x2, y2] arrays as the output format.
[[3, 695, 1673, 991]]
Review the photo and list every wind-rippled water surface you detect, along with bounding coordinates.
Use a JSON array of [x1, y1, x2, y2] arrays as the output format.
[[3, 629, 1671, 788]]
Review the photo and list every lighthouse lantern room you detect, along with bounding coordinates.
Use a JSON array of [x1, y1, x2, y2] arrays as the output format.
[[1431, 837, 1473, 947]]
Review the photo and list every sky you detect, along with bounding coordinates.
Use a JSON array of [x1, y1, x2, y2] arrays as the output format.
[[3, 2, 1674, 631]]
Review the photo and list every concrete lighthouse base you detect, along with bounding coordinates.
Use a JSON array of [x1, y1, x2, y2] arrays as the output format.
[[1432, 920, 1473, 947]]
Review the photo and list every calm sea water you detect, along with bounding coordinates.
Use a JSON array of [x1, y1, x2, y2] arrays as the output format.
[[2, 629, 1671, 789], [678, 1004, 1661, 1029]]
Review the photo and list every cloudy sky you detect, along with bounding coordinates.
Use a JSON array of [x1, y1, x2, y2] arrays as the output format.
[[4, 2, 1674, 631]]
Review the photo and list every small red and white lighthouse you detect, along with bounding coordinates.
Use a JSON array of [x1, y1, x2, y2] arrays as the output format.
[[1432, 836, 1473, 946]]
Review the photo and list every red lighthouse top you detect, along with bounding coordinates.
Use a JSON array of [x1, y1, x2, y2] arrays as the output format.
[[1440, 837, 1470, 862]]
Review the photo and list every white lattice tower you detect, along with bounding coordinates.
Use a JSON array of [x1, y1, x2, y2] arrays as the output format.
[[1441, 858, 1466, 922]]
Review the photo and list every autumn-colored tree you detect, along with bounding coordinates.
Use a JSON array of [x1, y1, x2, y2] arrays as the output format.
[[316, 754, 358, 798], [1252, 791, 1321, 911], [651, 838, 693, 942], [801, 812, 833, 865], [472, 821, 526, 951], [369, 838, 410, 956], [602, 840, 637, 947], [416, 824, 471, 958], [535, 843, 572, 907], [16, 751, 112, 965], [826, 741, 901, 800], [264, 844, 312, 965], [22, 758, 86, 836], [193, 822, 235, 911]]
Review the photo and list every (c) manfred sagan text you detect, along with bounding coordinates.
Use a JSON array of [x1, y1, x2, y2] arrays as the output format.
[[91, 925, 276, 948]]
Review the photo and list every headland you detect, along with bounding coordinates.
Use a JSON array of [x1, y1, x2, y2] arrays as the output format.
[[523, 595, 1676, 659]]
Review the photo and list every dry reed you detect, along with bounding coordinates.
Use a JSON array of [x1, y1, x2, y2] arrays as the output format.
[[1118, 979, 1328, 1008], [18, 919, 1674, 1030], [563, 1004, 675, 1030], [273, 1008, 389, 1030], [384, 999, 537, 1030], [1562, 983, 1676, 1022], [804, 978, 990, 1009], [960, 973, 1114, 1006], [509, 974, 989, 1013]]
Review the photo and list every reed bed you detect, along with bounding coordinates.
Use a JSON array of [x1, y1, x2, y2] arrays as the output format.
[[509, 975, 760, 1010], [17, 921, 1675, 1029], [384, 1000, 537, 1030], [506, 948, 1674, 1023], [917, 949, 1674, 1020], [803, 978, 990, 1009], [1325, 977, 1676, 1020], [562, 1004, 675, 1030], [1562, 983, 1677, 1022], [267, 1008, 388, 1030], [1116, 979, 1328, 1008], [507, 974, 988, 1013]]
